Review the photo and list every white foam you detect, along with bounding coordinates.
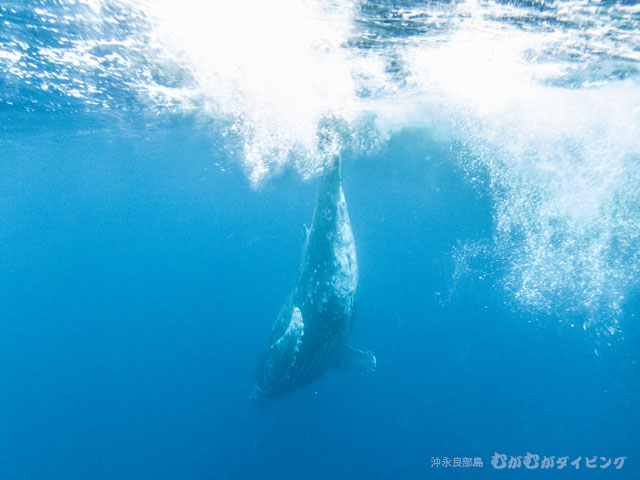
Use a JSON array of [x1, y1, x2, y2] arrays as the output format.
[[134, 0, 360, 185], [377, 1, 640, 326]]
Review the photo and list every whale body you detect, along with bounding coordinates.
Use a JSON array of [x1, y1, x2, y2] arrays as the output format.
[[252, 157, 375, 401]]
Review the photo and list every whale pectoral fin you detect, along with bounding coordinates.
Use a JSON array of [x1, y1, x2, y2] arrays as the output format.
[[259, 307, 305, 382], [335, 345, 376, 373]]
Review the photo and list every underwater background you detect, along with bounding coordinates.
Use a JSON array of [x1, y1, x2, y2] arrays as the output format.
[[1, 0, 639, 478]]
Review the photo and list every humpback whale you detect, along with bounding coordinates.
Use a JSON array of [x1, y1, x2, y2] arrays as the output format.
[[252, 156, 375, 401]]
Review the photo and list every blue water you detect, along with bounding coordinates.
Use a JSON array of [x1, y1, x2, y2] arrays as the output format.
[[1, 1, 639, 479]]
